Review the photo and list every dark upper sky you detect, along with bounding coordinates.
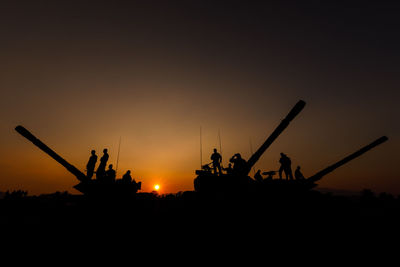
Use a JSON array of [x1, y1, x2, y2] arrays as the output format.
[[0, 1, 399, 194]]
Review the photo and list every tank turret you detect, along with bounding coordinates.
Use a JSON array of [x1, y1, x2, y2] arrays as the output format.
[[194, 100, 388, 196], [194, 100, 306, 194], [254, 136, 388, 194], [15, 125, 141, 196]]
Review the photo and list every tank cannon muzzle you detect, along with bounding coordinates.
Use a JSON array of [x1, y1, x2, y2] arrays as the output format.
[[15, 125, 88, 182], [307, 136, 388, 183]]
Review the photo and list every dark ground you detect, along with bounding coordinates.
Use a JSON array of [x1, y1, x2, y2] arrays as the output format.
[[1, 189, 400, 229], [1, 189, 399, 262]]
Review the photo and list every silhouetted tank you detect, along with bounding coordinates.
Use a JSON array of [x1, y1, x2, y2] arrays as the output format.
[[15, 126, 141, 197], [193, 100, 388, 195], [194, 100, 306, 195], [256, 136, 388, 193]]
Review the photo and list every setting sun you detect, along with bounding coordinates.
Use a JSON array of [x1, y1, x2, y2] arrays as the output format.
[[154, 184, 160, 191]]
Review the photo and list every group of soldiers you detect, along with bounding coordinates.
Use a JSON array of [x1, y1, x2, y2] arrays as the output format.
[[208, 149, 247, 176], [208, 148, 305, 181], [86, 149, 135, 184], [277, 152, 305, 180], [87, 147, 304, 184]]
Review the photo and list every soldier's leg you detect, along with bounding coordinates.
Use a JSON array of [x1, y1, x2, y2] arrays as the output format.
[[87, 169, 93, 179], [288, 169, 294, 180], [279, 166, 283, 179], [217, 164, 222, 175], [286, 167, 293, 180]]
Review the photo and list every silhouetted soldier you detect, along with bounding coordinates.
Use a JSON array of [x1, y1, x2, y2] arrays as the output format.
[[295, 166, 305, 180], [96, 148, 109, 179], [105, 164, 116, 183], [122, 170, 132, 184], [279, 153, 293, 180], [86, 150, 97, 179], [229, 153, 247, 175], [254, 169, 263, 182], [223, 163, 233, 175], [211, 148, 222, 175]]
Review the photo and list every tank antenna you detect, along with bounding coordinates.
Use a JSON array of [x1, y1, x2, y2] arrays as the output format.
[[116, 136, 121, 174], [218, 129, 222, 157], [200, 126, 203, 168]]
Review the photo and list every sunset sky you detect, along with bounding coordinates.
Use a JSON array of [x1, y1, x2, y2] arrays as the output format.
[[1, 1, 399, 195]]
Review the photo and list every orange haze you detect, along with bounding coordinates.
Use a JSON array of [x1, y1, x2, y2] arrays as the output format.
[[0, 1, 399, 195]]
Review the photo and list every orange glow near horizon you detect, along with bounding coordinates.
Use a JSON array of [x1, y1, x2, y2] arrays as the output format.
[[1, 120, 396, 196], [0, 2, 398, 196]]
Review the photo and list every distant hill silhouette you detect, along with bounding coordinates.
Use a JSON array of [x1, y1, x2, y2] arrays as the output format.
[[316, 187, 362, 196]]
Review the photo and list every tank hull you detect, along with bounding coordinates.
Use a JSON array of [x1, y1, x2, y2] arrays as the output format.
[[194, 136, 388, 197], [15, 125, 142, 197], [74, 180, 142, 197], [194, 173, 317, 197]]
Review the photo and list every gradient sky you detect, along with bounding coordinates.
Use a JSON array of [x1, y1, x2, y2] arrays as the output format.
[[1, 1, 399, 195]]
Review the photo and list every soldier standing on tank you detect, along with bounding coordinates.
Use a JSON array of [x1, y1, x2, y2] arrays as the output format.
[[86, 150, 97, 179], [96, 148, 109, 179], [211, 148, 222, 175], [279, 153, 293, 180]]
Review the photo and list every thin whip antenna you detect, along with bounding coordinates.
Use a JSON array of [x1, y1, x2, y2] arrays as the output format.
[[218, 129, 222, 156], [200, 126, 203, 168], [116, 136, 121, 174], [218, 129, 223, 167]]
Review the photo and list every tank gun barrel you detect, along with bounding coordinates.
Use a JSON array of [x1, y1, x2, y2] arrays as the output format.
[[15, 125, 88, 182], [307, 136, 388, 183], [246, 100, 306, 175]]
